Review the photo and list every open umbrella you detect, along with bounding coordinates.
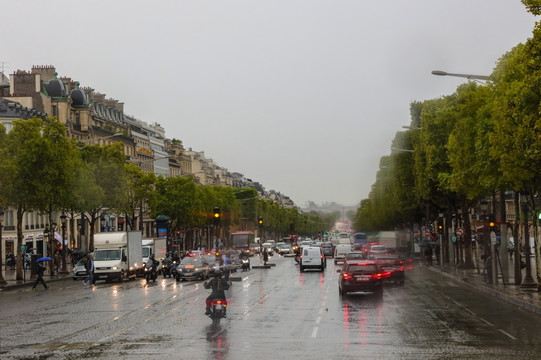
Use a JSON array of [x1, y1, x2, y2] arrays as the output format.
[[36, 257, 52, 263]]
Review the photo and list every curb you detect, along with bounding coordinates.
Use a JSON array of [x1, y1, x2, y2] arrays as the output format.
[[426, 265, 541, 315], [0, 275, 74, 291]]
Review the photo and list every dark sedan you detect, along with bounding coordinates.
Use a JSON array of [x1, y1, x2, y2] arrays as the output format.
[[374, 254, 405, 285], [337, 261, 389, 297], [175, 256, 210, 281], [321, 243, 334, 257]]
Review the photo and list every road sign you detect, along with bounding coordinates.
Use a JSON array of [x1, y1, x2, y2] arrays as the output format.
[[455, 227, 465, 237], [425, 230, 430, 237], [490, 231, 497, 245]]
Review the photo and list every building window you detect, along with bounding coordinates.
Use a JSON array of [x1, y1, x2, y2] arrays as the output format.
[[52, 104, 57, 116]]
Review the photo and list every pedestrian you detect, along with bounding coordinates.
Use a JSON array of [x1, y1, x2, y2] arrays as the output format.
[[32, 261, 48, 291], [9, 253, 16, 270], [263, 248, 269, 266], [424, 245, 433, 266], [83, 255, 94, 286]]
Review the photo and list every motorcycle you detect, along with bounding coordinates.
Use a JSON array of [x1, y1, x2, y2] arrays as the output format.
[[161, 261, 173, 278], [241, 258, 250, 271], [294, 251, 301, 264], [145, 262, 158, 283], [207, 299, 227, 325]]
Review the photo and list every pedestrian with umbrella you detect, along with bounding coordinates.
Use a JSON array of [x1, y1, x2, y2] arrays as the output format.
[[32, 257, 51, 291]]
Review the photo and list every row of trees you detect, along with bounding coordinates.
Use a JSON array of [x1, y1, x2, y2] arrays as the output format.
[[354, 15, 541, 270], [0, 118, 336, 280]]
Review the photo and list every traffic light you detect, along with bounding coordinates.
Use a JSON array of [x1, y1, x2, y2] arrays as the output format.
[[488, 214, 496, 232], [258, 216, 263, 227], [213, 207, 221, 224], [437, 218, 443, 234]]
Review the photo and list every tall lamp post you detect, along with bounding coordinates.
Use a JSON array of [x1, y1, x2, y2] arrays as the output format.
[[520, 193, 537, 289], [59, 213, 68, 274], [0, 209, 7, 287]]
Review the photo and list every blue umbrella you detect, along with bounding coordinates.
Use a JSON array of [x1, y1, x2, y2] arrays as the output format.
[[36, 257, 52, 263]]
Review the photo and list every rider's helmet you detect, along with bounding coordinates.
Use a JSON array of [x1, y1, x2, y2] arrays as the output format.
[[214, 270, 223, 278]]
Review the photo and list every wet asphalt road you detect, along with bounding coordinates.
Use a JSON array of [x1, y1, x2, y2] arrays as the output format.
[[1, 256, 541, 360]]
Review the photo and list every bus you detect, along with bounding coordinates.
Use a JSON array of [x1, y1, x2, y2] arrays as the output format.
[[230, 231, 255, 255], [352, 232, 368, 246]]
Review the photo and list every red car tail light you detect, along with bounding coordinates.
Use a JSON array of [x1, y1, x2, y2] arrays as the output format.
[[342, 273, 353, 280]]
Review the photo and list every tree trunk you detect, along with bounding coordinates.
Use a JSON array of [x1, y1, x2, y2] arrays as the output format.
[[513, 193, 522, 285], [461, 202, 474, 268], [16, 205, 24, 280]]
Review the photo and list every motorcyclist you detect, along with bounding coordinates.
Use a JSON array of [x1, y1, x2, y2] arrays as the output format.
[[239, 250, 249, 260], [204, 270, 230, 316], [146, 254, 159, 274], [162, 253, 172, 277], [239, 250, 250, 270]]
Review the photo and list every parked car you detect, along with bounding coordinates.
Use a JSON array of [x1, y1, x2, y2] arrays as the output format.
[[175, 256, 210, 281], [72, 257, 88, 280], [374, 254, 405, 285], [337, 261, 389, 297], [299, 246, 326, 272]]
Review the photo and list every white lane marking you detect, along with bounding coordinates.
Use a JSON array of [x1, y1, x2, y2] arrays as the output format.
[[311, 327, 318, 338], [498, 329, 517, 340], [316, 316, 321, 324], [464, 308, 476, 316], [479, 317, 493, 327]]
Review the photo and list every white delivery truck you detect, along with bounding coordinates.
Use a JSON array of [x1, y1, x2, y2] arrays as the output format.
[[378, 231, 398, 250], [93, 231, 143, 282], [142, 238, 167, 264]]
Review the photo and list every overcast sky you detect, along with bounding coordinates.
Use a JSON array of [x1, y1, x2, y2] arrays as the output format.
[[2, 1, 538, 207]]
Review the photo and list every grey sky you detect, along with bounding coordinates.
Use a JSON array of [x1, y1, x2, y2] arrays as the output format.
[[2, 1, 537, 207]]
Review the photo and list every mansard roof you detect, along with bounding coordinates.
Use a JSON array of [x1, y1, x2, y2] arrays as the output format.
[[0, 98, 47, 120]]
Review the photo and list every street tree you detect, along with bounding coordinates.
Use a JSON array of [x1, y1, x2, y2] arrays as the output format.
[[78, 143, 127, 251]]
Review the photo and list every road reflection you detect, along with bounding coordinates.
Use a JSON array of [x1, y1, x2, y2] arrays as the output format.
[[341, 295, 384, 345], [205, 323, 229, 360]]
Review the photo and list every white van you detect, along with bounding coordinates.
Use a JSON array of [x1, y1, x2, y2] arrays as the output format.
[[334, 244, 352, 264], [299, 246, 325, 272]]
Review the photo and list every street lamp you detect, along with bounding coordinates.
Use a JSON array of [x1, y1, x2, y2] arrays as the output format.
[[431, 70, 490, 81], [59, 213, 68, 274], [0, 209, 6, 287], [390, 147, 415, 153], [519, 193, 536, 289]]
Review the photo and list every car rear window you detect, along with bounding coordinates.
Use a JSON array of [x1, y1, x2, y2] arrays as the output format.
[[347, 264, 377, 273]]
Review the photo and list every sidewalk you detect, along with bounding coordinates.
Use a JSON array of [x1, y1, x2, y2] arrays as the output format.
[[424, 257, 541, 315], [0, 264, 75, 291]]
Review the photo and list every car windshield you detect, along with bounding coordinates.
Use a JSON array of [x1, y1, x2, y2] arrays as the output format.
[[142, 247, 150, 258], [93, 250, 120, 261], [346, 253, 364, 259]]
